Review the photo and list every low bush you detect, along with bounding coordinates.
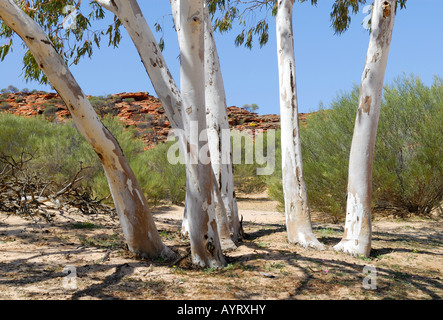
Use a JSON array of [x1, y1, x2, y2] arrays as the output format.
[[131, 141, 186, 206], [42, 103, 58, 119], [88, 95, 122, 118], [373, 75, 443, 216], [231, 130, 268, 194]]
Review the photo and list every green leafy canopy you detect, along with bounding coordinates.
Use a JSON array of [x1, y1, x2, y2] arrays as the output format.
[[208, 0, 407, 48], [331, 0, 407, 35], [0, 0, 122, 85]]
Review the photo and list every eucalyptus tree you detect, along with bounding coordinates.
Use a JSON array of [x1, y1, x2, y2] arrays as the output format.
[[170, 0, 242, 245], [202, 2, 242, 244], [330, 0, 406, 257], [276, 0, 324, 249], [177, 0, 227, 267], [0, 0, 175, 260]]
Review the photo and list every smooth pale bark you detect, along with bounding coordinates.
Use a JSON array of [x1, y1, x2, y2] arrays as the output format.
[[334, 0, 396, 257], [171, 0, 196, 240], [179, 0, 226, 267], [171, 0, 238, 249], [182, 174, 234, 252], [181, 161, 235, 252], [276, 0, 324, 249], [202, 3, 242, 243], [0, 0, 174, 259], [169, 0, 191, 238]]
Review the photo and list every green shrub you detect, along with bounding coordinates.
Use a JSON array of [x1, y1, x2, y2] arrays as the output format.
[[267, 74, 443, 221], [0, 102, 11, 111], [132, 141, 186, 205], [264, 130, 284, 211], [300, 95, 356, 222], [231, 130, 269, 194], [0, 113, 99, 187], [0, 114, 51, 159], [0, 113, 186, 207], [48, 98, 64, 105], [88, 95, 108, 109], [88, 95, 122, 118], [42, 103, 58, 118], [373, 75, 443, 215]]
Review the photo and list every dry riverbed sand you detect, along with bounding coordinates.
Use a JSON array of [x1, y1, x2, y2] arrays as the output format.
[[0, 192, 442, 300]]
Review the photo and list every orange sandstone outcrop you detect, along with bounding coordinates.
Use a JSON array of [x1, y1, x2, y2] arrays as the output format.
[[0, 91, 316, 149]]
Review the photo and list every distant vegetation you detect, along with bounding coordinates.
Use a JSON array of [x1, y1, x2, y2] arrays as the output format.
[[242, 103, 259, 113], [0, 85, 20, 93], [0, 85, 39, 94]]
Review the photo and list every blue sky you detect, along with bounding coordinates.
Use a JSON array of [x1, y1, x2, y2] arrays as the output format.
[[0, 0, 442, 115]]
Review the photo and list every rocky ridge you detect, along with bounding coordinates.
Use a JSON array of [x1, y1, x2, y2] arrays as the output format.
[[0, 91, 310, 148]]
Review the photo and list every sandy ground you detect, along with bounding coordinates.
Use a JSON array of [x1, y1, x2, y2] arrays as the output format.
[[0, 193, 442, 300]]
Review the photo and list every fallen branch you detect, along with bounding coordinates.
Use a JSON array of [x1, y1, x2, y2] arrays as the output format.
[[0, 154, 114, 219]]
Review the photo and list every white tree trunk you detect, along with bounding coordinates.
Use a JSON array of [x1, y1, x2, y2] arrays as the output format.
[[169, 0, 191, 238], [171, 0, 238, 249], [178, 0, 226, 267], [202, 3, 242, 243], [334, 0, 396, 257], [181, 179, 234, 252], [276, 0, 324, 249], [0, 0, 174, 259]]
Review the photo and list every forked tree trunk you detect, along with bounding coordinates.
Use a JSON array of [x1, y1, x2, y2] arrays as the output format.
[[0, 0, 174, 259], [202, 3, 242, 243], [178, 0, 226, 267], [334, 0, 396, 257], [276, 0, 324, 249], [171, 0, 239, 248]]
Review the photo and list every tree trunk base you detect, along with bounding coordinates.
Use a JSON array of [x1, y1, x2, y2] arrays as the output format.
[[333, 239, 371, 258], [133, 245, 178, 261], [191, 253, 227, 269], [288, 232, 325, 250]]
